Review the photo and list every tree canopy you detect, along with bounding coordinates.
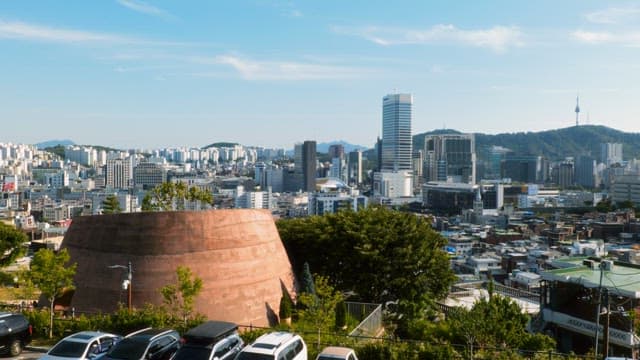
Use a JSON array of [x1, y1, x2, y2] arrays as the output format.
[[161, 266, 203, 325], [0, 222, 28, 267], [101, 194, 122, 214], [277, 206, 455, 322], [446, 294, 555, 358], [28, 248, 76, 338], [142, 181, 213, 211]]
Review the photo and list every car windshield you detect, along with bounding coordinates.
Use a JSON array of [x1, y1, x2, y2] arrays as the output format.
[[317, 356, 343, 360], [172, 346, 212, 360], [235, 353, 274, 360], [106, 338, 147, 360], [48, 340, 88, 357]]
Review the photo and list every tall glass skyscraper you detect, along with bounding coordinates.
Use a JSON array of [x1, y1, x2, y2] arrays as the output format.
[[381, 93, 413, 171]]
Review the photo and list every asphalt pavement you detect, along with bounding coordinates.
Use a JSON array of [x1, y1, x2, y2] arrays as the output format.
[[4, 346, 48, 360]]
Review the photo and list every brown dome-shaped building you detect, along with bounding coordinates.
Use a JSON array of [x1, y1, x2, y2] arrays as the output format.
[[62, 209, 296, 326]]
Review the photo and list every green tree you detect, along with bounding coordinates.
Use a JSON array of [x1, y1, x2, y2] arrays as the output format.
[[277, 206, 455, 325], [0, 222, 28, 267], [161, 266, 204, 325], [617, 200, 635, 210], [296, 275, 343, 339], [278, 294, 293, 325], [596, 199, 613, 213], [448, 295, 555, 357], [101, 194, 122, 214], [28, 248, 77, 338], [142, 182, 212, 211], [300, 262, 316, 296]]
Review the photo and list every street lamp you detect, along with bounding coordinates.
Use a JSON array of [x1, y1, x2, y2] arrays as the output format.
[[108, 261, 132, 311]]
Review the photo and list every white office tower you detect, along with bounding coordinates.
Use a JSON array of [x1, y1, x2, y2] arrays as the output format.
[[106, 157, 133, 189], [374, 93, 414, 198], [601, 143, 623, 166], [235, 185, 273, 209], [381, 94, 413, 171]]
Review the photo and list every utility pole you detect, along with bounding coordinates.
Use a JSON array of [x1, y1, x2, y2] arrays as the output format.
[[603, 288, 610, 358], [127, 261, 133, 312], [594, 261, 605, 358], [108, 261, 133, 311]]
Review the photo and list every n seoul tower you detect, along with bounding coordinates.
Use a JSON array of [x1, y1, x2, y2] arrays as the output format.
[[575, 95, 580, 126]]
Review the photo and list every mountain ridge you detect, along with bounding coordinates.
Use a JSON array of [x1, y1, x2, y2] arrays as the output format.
[[413, 125, 640, 162]]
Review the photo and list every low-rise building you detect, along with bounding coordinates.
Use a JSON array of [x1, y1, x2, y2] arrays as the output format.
[[537, 258, 640, 357]]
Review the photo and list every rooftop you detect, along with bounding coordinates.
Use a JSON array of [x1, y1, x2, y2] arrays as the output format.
[[542, 258, 640, 299]]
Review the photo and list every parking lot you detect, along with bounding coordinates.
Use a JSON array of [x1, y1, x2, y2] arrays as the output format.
[[8, 348, 46, 359]]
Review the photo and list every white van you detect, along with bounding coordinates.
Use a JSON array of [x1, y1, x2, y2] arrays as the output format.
[[235, 332, 307, 360]]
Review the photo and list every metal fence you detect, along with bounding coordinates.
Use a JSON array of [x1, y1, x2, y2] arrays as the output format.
[[492, 283, 540, 303], [346, 301, 383, 339]]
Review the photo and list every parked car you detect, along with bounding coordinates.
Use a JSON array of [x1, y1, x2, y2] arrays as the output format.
[[235, 332, 306, 360], [101, 328, 180, 360], [315, 347, 358, 360], [0, 312, 32, 356], [172, 321, 243, 360], [39, 331, 121, 360]]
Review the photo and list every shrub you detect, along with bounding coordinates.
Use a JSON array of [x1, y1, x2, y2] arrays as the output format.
[[279, 295, 292, 321]]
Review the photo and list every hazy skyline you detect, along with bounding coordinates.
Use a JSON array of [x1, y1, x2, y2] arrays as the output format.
[[2, 0, 640, 149]]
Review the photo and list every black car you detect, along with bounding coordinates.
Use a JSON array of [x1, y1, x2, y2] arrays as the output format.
[[172, 321, 243, 360], [101, 328, 180, 360], [0, 312, 32, 356]]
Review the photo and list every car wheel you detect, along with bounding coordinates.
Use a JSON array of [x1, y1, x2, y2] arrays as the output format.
[[9, 339, 22, 356]]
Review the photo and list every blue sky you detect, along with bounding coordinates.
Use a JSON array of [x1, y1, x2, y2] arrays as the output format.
[[1, 0, 640, 149]]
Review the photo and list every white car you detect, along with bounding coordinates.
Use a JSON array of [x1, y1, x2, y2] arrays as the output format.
[[316, 347, 358, 360], [39, 331, 121, 360], [235, 332, 307, 360]]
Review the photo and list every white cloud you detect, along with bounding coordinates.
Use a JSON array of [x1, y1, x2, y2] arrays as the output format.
[[214, 55, 364, 80], [116, 0, 176, 21], [571, 30, 612, 44], [0, 20, 132, 43], [572, 30, 640, 46], [585, 6, 640, 24], [0, 19, 201, 47], [333, 24, 523, 53]]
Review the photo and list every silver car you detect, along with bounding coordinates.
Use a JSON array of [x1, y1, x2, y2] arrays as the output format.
[[39, 331, 121, 360]]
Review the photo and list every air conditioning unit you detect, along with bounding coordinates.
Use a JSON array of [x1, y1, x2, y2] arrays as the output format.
[[602, 260, 614, 271], [583, 259, 597, 270]]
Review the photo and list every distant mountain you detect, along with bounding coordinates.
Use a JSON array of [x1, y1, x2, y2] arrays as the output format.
[[316, 140, 368, 154], [35, 139, 74, 149], [413, 125, 640, 162]]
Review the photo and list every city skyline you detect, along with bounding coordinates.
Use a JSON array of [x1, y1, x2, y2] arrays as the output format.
[[2, 1, 640, 149]]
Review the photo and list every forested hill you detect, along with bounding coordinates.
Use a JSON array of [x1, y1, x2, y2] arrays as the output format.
[[413, 125, 640, 161]]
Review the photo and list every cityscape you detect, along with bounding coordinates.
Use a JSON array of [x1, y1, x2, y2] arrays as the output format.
[[3, 1, 640, 359]]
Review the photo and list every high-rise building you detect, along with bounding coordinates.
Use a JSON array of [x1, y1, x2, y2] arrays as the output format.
[[134, 162, 167, 190], [485, 146, 511, 180], [106, 157, 133, 189], [552, 161, 574, 188], [424, 134, 476, 184], [601, 143, 623, 166], [501, 154, 542, 184], [293, 140, 317, 192], [328, 144, 345, 159], [381, 94, 412, 171], [347, 151, 362, 186], [374, 93, 414, 198], [575, 155, 596, 189]]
